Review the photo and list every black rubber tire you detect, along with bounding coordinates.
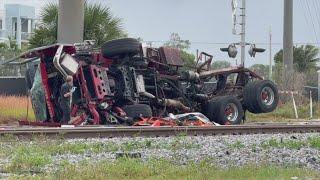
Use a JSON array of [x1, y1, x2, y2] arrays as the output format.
[[101, 38, 141, 58], [122, 104, 152, 119], [205, 96, 244, 125], [243, 80, 279, 113]]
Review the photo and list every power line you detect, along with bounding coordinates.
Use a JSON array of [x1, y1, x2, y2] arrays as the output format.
[[312, 0, 320, 29], [299, 0, 314, 43], [142, 40, 320, 46], [312, 0, 320, 45], [313, 0, 320, 42], [303, 0, 319, 43]]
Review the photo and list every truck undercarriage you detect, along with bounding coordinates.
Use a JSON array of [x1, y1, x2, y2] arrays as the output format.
[[5, 38, 279, 126]]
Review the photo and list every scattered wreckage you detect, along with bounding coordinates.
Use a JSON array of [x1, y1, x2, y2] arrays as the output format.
[[3, 38, 279, 127]]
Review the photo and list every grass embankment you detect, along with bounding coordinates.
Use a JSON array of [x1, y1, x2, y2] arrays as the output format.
[[247, 103, 320, 122], [15, 160, 320, 180], [0, 95, 35, 124]]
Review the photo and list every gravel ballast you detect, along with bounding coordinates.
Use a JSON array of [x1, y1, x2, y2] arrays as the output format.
[[1, 133, 320, 173]]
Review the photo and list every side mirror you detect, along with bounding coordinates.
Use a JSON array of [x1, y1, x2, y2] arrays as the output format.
[[248, 44, 265, 57], [220, 44, 238, 58]]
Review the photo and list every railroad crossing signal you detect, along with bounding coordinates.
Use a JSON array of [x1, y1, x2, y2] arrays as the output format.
[[220, 43, 265, 59]]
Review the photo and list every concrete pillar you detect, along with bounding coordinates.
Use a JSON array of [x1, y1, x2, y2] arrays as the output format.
[[31, 19, 35, 32], [318, 70, 320, 102], [16, 17, 21, 49], [28, 19, 31, 33], [58, 0, 84, 44], [283, 0, 293, 89]]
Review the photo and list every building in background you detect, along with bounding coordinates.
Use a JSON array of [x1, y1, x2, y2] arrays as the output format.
[[0, 3, 36, 49], [0, 2, 5, 42]]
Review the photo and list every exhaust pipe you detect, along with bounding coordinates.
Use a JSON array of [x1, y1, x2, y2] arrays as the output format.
[[163, 99, 191, 112]]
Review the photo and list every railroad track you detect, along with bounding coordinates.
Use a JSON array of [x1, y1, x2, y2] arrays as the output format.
[[1, 124, 320, 139]]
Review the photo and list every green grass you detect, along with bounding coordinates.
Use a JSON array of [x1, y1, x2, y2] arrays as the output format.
[[0, 136, 201, 175], [308, 136, 320, 149], [2, 141, 117, 157], [0, 95, 35, 124], [0, 109, 35, 125], [261, 136, 320, 149], [2, 140, 117, 173], [169, 135, 200, 150], [0, 135, 199, 159], [6, 145, 51, 173], [1, 136, 320, 179], [10, 158, 320, 180], [229, 140, 245, 149], [0, 108, 35, 120], [261, 138, 305, 149], [247, 103, 320, 122]]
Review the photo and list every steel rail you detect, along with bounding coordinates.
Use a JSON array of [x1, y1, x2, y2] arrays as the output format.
[[1, 124, 320, 139]]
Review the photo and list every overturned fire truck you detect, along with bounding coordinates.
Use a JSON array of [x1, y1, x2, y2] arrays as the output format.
[[6, 38, 278, 126]]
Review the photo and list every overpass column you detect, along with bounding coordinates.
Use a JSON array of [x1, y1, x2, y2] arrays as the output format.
[[58, 0, 84, 44]]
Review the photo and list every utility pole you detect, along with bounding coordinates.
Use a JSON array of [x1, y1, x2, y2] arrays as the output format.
[[318, 70, 320, 102], [240, 0, 246, 67], [269, 27, 272, 80], [58, 0, 85, 44], [283, 0, 293, 89]]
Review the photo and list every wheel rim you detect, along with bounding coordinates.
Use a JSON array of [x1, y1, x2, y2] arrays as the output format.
[[261, 86, 275, 106], [224, 103, 238, 122]]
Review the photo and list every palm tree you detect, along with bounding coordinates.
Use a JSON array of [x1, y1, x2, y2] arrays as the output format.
[[274, 45, 320, 72], [294, 45, 320, 72], [29, 2, 126, 48]]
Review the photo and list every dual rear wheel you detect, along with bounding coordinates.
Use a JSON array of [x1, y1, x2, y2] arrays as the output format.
[[204, 80, 279, 125], [243, 80, 279, 114], [204, 96, 244, 125]]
